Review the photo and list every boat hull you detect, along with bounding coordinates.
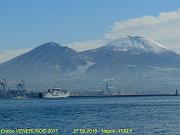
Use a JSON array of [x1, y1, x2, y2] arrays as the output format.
[[43, 92, 71, 99]]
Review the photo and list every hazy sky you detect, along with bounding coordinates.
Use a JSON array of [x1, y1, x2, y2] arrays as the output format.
[[0, 0, 180, 63], [0, 0, 180, 50]]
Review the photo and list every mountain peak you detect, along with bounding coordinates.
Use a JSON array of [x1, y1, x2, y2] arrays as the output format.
[[39, 42, 61, 48], [105, 36, 169, 53], [33, 42, 72, 53]]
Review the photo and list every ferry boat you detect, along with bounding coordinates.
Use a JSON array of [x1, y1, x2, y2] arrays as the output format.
[[43, 88, 71, 99]]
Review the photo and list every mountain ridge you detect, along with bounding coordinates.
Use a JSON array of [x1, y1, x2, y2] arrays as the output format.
[[1, 36, 180, 91]]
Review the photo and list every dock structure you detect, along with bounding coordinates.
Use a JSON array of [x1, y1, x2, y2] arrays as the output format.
[[0, 78, 180, 99]]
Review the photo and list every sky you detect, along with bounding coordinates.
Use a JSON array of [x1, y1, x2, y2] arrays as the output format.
[[0, 0, 180, 62]]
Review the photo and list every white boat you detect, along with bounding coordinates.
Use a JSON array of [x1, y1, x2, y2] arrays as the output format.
[[43, 88, 71, 99]]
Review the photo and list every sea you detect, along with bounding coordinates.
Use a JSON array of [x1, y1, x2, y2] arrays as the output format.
[[0, 96, 180, 135]]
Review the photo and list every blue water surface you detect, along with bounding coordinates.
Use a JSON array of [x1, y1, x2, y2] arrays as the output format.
[[0, 96, 180, 135]]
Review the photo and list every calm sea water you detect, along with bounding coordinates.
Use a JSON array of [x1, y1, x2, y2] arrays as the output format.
[[0, 96, 180, 135]]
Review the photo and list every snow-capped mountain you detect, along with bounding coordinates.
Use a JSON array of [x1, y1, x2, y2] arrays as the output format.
[[105, 36, 169, 53], [1, 36, 180, 91], [80, 36, 180, 68], [78, 36, 180, 91]]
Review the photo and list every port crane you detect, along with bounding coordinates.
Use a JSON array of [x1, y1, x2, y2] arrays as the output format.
[[0, 79, 26, 91], [16, 80, 25, 91], [0, 79, 7, 91]]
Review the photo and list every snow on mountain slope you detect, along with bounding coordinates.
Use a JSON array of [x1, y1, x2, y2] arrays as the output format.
[[66, 61, 95, 77], [105, 36, 169, 53]]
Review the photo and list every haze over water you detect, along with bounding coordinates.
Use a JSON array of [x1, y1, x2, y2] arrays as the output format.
[[0, 97, 180, 135]]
